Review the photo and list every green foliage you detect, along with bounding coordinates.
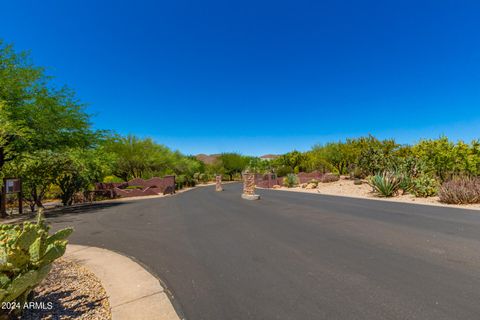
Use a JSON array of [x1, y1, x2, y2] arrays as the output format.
[[283, 174, 299, 188], [368, 171, 401, 197], [246, 157, 272, 174], [216, 153, 249, 180], [103, 135, 174, 181], [355, 135, 400, 176], [0, 41, 95, 174], [0, 210, 72, 313], [175, 174, 196, 189], [56, 148, 110, 206], [397, 173, 414, 195], [411, 137, 480, 182], [412, 174, 439, 197], [309, 142, 355, 174], [272, 151, 307, 175], [103, 175, 124, 183], [438, 177, 480, 204], [3, 151, 64, 212]]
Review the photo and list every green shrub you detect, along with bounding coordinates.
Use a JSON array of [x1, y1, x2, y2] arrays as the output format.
[[175, 175, 196, 189], [199, 173, 210, 184], [321, 173, 340, 183], [276, 166, 293, 178], [397, 173, 414, 195], [368, 171, 401, 197], [103, 175, 124, 183], [283, 174, 299, 188], [0, 210, 73, 316], [307, 179, 319, 187], [439, 177, 480, 204], [349, 166, 364, 179], [412, 174, 439, 197]]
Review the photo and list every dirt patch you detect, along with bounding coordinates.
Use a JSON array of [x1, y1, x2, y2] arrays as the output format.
[[270, 176, 480, 211]]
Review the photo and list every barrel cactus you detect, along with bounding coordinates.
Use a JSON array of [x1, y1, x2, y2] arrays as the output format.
[[0, 209, 73, 315]]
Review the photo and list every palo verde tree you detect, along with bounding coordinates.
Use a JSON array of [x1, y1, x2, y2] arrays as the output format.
[[0, 40, 94, 174], [216, 153, 249, 180]]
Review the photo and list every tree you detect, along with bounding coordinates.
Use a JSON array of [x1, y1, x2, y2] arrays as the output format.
[[217, 153, 248, 180], [354, 135, 399, 176], [0, 101, 30, 176], [5, 151, 65, 211], [272, 151, 307, 174], [103, 135, 175, 180], [0, 40, 94, 173], [57, 148, 110, 206]]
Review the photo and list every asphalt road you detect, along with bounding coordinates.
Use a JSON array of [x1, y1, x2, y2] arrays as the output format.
[[49, 183, 480, 320]]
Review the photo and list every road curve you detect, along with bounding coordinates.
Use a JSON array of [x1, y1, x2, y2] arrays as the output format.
[[48, 183, 480, 320]]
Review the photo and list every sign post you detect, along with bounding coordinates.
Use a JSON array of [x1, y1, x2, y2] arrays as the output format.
[[1, 178, 22, 217]]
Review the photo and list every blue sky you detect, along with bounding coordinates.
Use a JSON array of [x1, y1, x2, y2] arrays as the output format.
[[1, 0, 479, 156]]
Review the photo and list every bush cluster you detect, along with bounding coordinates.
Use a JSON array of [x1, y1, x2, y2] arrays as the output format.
[[283, 174, 299, 188], [439, 177, 480, 204]]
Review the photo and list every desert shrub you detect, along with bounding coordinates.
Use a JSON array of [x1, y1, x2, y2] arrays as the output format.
[[438, 177, 480, 204], [275, 166, 293, 177], [176, 175, 197, 189], [199, 173, 210, 183], [283, 174, 299, 188], [412, 174, 439, 197], [103, 175, 124, 183], [349, 166, 364, 179], [368, 171, 401, 197], [0, 211, 73, 316], [356, 136, 399, 176], [307, 179, 319, 187], [397, 173, 414, 195], [321, 173, 340, 183]]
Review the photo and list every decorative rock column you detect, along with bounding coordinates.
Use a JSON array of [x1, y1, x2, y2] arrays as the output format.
[[215, 175, 223, 192], [241, 171, 260, 200]]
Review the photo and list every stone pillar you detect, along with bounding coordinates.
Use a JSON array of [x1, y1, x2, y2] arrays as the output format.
[[242, 171, 260, 200], [215, 175, 223, 192]]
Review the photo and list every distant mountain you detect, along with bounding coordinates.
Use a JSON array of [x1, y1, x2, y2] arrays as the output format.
[[195, 154, 220, 164]]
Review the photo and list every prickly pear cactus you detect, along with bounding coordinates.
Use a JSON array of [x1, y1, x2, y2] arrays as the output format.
[[0, 209, 73, 314]]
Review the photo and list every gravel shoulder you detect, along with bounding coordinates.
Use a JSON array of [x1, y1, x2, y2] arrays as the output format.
[[22, 259, 111, 320], [265, 176, 480, 211]]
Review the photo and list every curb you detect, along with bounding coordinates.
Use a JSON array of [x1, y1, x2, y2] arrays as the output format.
[[65, 245, 183, 320]]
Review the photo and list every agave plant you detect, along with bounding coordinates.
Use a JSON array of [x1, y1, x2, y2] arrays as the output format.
[[368, 171, 402, 197]]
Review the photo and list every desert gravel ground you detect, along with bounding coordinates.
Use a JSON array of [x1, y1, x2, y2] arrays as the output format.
[[272, 176, 480, 210], [22, 259, 111, 320]]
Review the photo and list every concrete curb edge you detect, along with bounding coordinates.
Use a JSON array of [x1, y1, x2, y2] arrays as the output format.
[[64, 244, 184, 320]]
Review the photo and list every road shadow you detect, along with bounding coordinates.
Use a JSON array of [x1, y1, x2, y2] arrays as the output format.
[[1, 202, 127, 225]]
